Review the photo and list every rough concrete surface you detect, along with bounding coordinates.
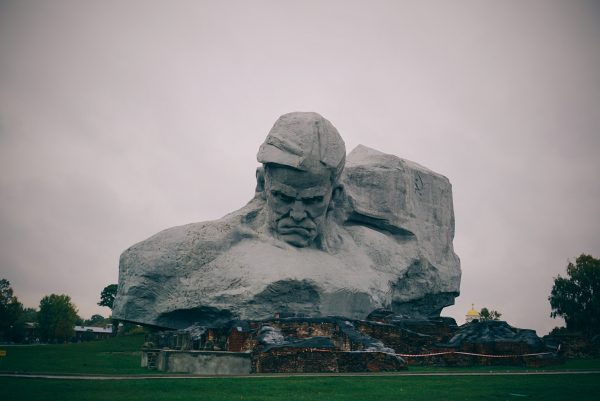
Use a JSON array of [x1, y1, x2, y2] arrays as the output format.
[[113, 113, 461, 329]]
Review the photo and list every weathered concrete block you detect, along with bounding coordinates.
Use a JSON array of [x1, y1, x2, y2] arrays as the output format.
[[156, 350, 251, 375]]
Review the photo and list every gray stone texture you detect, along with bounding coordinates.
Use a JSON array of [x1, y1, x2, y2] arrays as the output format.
[[113, 112, 461, 329], [446, 320, 546, 351], [155, 350, 251, 374]]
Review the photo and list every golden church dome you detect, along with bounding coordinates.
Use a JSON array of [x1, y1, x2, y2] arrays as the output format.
[[466, 308, 480, 316], [465, 303, 480, 322]]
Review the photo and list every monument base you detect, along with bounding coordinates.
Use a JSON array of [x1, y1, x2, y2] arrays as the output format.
[[140, 316, 561, 374], [142, 348, 405, 374]]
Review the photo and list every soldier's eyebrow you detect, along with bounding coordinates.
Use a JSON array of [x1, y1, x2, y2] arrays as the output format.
[[268, 182, 297, 197], [299, 187, 328, 198]]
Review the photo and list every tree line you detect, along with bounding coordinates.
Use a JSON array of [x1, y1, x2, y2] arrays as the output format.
[[0, 281, 117, 343], [549, 254, 600, 337]]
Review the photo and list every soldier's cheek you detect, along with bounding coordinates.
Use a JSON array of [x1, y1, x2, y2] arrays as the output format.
[[309, 205, 328, 217]]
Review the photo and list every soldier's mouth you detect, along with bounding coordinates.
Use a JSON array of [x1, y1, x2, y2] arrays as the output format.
[[278, 226, 312, 237]]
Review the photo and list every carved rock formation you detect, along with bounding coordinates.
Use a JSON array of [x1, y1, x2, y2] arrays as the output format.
[[113, 113, 460, 329]]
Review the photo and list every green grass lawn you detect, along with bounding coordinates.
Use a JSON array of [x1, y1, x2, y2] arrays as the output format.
[[1, 336, 599, 400], [0, 334, 149, 375], [3, 375, 600, 401]]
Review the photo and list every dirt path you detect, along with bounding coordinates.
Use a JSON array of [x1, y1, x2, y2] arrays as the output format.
[[2, 370, 600, 380]]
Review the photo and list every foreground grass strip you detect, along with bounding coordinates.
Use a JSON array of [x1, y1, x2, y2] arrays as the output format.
[[3, 374, 600, 401]]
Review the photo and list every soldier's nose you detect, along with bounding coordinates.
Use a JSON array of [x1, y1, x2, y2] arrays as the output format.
[[290, 201, 307, 221]]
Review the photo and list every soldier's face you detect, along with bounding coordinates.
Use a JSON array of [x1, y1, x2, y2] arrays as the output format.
[[264, 165, 333, 248]]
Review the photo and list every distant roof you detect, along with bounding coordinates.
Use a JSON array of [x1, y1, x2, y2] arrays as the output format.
[[74, 326, 112, 334]]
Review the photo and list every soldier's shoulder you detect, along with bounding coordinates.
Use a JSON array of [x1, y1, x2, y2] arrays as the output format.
[[119, 197, 266, 270]]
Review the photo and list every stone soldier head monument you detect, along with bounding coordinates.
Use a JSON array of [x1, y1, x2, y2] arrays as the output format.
[[113, 112, 461, 330]]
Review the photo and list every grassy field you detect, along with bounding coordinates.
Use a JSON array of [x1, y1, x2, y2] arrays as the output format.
[[1, 336, 600, 400], [3, 375, 600, 401], [0, 334, 149, 375]]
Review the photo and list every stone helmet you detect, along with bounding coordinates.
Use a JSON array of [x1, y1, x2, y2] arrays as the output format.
[[257, 112, 346, 182]]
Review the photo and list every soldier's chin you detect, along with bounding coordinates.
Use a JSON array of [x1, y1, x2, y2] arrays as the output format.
[[279, 232, 312, 247]]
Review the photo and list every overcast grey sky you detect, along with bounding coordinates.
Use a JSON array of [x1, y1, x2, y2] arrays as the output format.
[[1, 0, 598, 335]]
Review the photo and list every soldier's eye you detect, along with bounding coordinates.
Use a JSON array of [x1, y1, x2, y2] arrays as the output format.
[[272, 191, 294, 203], [304, 196, 324, 204]]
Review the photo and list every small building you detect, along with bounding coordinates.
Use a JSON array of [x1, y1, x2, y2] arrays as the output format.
[[465, 304, 480, 323], [74, 325, 113, 341], [24, 322, 39, 342]]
